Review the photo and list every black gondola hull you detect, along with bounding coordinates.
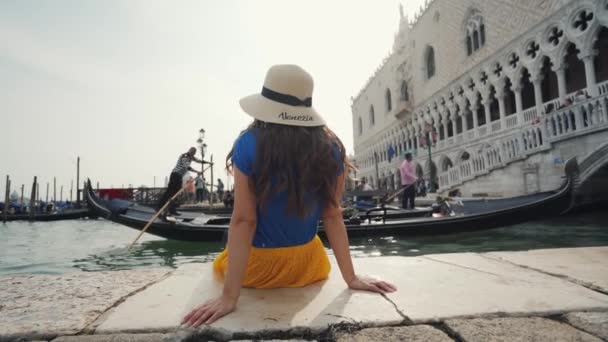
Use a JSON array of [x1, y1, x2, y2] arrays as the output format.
[[2, 209, 94, 222], [86, 175, 573, 242]]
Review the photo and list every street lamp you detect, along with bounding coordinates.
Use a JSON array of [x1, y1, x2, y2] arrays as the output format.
[[197, 128, 215, 204], [197, 128, 207, 174]]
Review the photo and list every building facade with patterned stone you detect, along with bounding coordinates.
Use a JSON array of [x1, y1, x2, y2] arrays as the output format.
[[352, 0, 608, 198]]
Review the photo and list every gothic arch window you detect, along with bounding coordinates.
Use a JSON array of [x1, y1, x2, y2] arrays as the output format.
[[385, 88, 392, 112], [369, 105, 375, 126], [464, 10, 485, 56], [358, 117, 363, 136], [425, 46, 436, 79], [401, 81, 409, 101]]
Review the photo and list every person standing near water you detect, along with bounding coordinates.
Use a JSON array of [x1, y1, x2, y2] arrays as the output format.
[[194, 175, 206, 203], [156, 147, 202, 217], [399, 152, 417, 209], [182, 65, 396, 326], [216, 178, 225, 202]]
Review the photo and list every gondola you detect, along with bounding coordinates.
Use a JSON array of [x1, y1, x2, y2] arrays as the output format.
[[177, 201, 433, 219], [85, 159, 574, 242], [2, 208, 94, 222]]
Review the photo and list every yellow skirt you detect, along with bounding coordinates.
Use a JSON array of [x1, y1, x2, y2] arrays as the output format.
[[213, 235, 331, 289]]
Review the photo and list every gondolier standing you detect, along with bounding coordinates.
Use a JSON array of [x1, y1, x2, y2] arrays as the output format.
[[399, 152, 417, 209], [157, 147, 203, 217]]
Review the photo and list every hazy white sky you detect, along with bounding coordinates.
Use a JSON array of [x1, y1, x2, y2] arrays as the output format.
[[1, 0, 424, 196]]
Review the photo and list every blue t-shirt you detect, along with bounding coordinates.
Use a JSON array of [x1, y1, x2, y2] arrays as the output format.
[[231, 129, 342, 248]]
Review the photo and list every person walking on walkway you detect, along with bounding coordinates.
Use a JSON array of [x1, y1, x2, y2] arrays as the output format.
[[399, 152, 417, 209], [157, 147, 202, 216], [195, 175, 206, 203], [216, 178, 225, 202], [182, 64, 396, 327]]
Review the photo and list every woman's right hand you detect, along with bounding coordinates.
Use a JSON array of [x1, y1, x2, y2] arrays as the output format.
[[181, 294, 237, 327], [347, 274, 397, 294]]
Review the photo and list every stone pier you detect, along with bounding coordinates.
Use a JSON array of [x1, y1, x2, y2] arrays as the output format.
[[1, 247, 607, 341]]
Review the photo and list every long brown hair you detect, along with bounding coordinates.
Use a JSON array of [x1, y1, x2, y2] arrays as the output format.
[[227, 120, 353, 217]]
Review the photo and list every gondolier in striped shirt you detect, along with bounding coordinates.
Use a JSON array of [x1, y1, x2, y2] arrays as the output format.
[[157, 147, 203, 217]]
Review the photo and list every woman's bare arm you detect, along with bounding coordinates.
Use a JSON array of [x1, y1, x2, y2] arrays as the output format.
[[222, 167, 258, 301], [182, 167, 257, 326], [322, 173, 397, 294]]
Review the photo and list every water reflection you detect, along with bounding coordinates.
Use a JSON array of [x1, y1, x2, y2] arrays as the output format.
[[73, 239, 224, 272]]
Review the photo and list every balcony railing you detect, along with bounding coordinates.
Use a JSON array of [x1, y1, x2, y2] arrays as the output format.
[[491, 121, 501, 132], [506, 115, 518, 128], [598, 80, 608, 96], [523, 107, 538, 122], [437, 93, 608, 191]]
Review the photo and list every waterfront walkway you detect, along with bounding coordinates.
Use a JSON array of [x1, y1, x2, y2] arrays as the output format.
[[1, 246, 607, 341]]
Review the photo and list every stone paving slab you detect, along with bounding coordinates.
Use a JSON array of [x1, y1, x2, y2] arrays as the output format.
[[564, 311, 608, 340], [95, 264, 212, 334], [359, 254, 608, 323], [0, 269, 169, 342], [52, 333, 169, 342], [335, 325, 453, 342], [96, 260, 403, 337], [486, 247, 608, 293], [445, 317, 603, 342]]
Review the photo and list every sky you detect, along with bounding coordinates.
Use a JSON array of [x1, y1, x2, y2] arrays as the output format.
[[1, 0, 425, 197]]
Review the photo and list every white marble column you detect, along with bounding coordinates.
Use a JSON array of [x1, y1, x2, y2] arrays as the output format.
[[471, 101, 480, 129], [582, 54, 598, 97], [460, 112, 467, 133], [512, 84, 524, 125], [433, 122, 441, 145], [532, 76, 544, 114], [496, 87, 506, 127], [483, 99, 491, 126], [554, 65, 567, 101]]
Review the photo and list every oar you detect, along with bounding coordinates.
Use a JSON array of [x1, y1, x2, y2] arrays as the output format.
[[128, 178, 195, 249], [382, 183, 414, 205]]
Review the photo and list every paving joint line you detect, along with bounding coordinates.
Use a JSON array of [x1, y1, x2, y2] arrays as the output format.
[[429, 322, 467, 342], [380, 293, 414, 324], [421, 255, 504, 278], [480, 254, 608, 297], [545, 313, 608, 341], [78, 269, 175, 335]]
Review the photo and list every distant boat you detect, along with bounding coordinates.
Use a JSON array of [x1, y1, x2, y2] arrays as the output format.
[[1, 208, 94, 222], [85, 160, 574, 242]]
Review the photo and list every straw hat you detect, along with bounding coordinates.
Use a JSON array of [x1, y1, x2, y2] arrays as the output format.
[[239, 64, 326, 127]]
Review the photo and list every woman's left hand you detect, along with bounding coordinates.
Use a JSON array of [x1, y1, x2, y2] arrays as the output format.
[[181, 295, 237, 327], [347, 274, 397, 294]]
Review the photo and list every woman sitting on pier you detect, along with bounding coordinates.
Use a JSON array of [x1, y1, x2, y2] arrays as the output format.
[[182, 65, 396, 327]]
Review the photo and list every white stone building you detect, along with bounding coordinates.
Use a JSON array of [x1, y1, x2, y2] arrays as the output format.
[[352, 0, 608, 199]]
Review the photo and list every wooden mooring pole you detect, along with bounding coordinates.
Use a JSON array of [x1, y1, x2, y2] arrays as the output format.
[[60, 185, 63, 202], [210, 154, 214, 204], [3, 175, 10, 223], [20, 184, 24, 207], [29, 177, 37, 220], [53, 177, 57, 203], [76, 157, 80, 205], [70, 180, 73, 202]]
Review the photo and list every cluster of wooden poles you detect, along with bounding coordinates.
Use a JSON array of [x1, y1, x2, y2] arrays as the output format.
[[2, 157, 82, 223]]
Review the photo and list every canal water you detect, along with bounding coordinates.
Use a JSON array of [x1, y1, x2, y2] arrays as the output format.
[[1, 211, 607, 276]]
